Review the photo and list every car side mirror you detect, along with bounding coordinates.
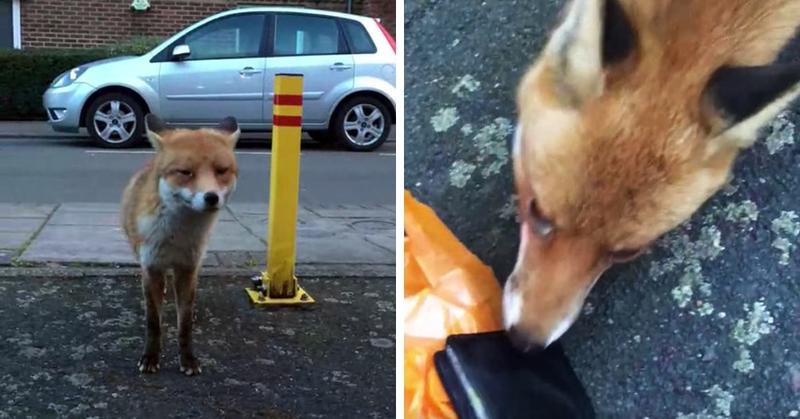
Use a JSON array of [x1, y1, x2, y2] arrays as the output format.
[[172, 44, 191, 60]]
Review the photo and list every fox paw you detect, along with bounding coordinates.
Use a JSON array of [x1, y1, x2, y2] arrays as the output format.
[[137, 353, 160, 374], [179, 354, 202, 376]]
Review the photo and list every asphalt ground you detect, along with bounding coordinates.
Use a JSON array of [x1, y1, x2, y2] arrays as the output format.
[[0, 136, 395, 206], [0, 274, 395, 418]]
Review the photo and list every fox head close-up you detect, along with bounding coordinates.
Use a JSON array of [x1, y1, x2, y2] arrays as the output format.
[[145, 114, 240, 213], [505, 0, 800, 350]]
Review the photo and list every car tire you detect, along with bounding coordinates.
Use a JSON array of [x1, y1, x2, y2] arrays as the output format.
[[85, 93, 145, 148], [332, 96, 391, 152]]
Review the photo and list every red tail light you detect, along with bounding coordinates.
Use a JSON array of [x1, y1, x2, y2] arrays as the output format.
[[374, 18, 396, 53]]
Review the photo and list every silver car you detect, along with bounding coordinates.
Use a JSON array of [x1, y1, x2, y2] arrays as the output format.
[[43, 7, 396, 151]]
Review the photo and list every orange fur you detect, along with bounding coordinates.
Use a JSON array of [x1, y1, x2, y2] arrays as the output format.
[[508, 0, 800, 347], [120, 120, 239, 375], [121, 128, 238, 256]]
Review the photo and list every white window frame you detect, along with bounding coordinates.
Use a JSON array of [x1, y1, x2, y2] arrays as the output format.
[[11, 0, 21, 49]]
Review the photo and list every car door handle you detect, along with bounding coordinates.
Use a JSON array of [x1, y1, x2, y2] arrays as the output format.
[[239, 67, 262, 75], [329, 62, 352, 70]]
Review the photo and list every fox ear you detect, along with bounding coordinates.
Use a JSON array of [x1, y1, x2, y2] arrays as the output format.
[[144, 114, 166, 151], [702, 63, 800, 148], [544, 0, 637, 106], [217, 116, 240, 147]]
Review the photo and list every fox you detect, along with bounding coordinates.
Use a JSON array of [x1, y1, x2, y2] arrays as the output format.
[[505, 0, 800, 350], [121, 114, 239, 375]]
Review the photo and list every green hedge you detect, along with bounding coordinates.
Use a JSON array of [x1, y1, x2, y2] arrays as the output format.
[[0, 36, 163, 120]]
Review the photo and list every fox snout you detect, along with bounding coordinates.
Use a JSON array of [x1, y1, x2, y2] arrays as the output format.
[[158, 179, 234, 213], [183, 188, 229, 212], [503, 223, 608, 351], [500, 181, 603, 351]]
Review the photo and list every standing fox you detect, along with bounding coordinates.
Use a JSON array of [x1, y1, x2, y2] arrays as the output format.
[[506, 0, 800, 350], [121, 114, 239, 375]]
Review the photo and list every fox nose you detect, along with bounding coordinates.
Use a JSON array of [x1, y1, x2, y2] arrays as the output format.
[[507, 326, 545, 353], [204, 192, 219, 206]]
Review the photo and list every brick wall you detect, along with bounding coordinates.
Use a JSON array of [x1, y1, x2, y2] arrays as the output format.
[[20, 0, 394, 49], [363, 0, 393, 35]]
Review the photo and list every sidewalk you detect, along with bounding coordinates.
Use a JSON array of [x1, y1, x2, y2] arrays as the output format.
[[0, 202, 395, 274]]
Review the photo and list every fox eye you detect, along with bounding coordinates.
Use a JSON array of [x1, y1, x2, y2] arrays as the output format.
[[528, 199, 554, 238], [215, 167, 230, 176], [176, 169, 193, 177], [610, 248, 643, 263]]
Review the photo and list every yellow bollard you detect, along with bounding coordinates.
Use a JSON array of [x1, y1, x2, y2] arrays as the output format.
[[245, 74, 314, 305]]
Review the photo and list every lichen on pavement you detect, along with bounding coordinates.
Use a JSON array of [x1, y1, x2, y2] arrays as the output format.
[[0, 275, 394, 418], [405, 0, 800, 416]]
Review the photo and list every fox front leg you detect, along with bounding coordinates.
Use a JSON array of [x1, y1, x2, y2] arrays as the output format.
[[138, 267, 165, 373]]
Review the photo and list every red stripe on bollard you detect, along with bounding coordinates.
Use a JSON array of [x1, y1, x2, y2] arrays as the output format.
[[273, 115, 303, 127], [273, 95, 303, 106]]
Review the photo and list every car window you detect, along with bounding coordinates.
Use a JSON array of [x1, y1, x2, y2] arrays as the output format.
[[273, 14, 344, 56], [183, 13, 265, 60], [341, 19, 376, 54]]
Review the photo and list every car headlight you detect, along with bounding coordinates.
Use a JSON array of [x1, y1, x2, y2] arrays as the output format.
[[51, 66, 88, 88]]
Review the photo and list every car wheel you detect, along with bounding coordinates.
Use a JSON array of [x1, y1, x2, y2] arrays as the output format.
[[332, 96, 390, 151], [85, 93, 145, 148]]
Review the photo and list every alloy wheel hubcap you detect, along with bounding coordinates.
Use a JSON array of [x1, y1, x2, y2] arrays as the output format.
[[344, 104, 385, 146], [93, 100, 136, 144]]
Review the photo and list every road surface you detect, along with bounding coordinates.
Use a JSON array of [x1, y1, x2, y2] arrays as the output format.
[[0, 136, 395, 206]]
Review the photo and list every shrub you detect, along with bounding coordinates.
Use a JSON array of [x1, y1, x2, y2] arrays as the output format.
[[0, 36, 163, 120]]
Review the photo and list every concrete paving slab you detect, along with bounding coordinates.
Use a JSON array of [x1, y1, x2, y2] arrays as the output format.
[[0, 275, 394, 418], [9, 202, 393, 268], [0, 232, 34, 249], [296, 232, 393, 264], [21, 225, 221, 267], [216, 209, 236, 222], [206, 220, 265, 252], [228, 203, 269, 215], [20, 225, 133, 265], [0, 249, 12, 266], [48, 210, 120, 226], [234, 214, 268, 239], [348, 219, 395, 233], [364, 234, 396, 254], [58, 203, 120, 213], [0, 204, 55, 218], [212, 251, 261, 268], [54, 204, 235, 221], [307, 204, 395, 219], [52, 207, 235, 225], [0, 218, 43, 232], [229, 204, 315, 223]]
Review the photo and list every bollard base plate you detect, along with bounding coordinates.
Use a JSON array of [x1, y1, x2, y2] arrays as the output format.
[[245, 272, 315, 305]]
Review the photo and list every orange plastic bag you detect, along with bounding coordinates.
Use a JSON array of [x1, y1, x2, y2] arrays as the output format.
[[404, 190, 503, 418]]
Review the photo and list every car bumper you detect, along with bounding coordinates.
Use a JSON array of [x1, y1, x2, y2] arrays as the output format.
[[42, 82, 95, 133]]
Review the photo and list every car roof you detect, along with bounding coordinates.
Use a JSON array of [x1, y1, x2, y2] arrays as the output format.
[[215, 6, 374, 22]]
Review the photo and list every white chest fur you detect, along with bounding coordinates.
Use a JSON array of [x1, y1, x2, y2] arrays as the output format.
[[136, 206, 218, 270]]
